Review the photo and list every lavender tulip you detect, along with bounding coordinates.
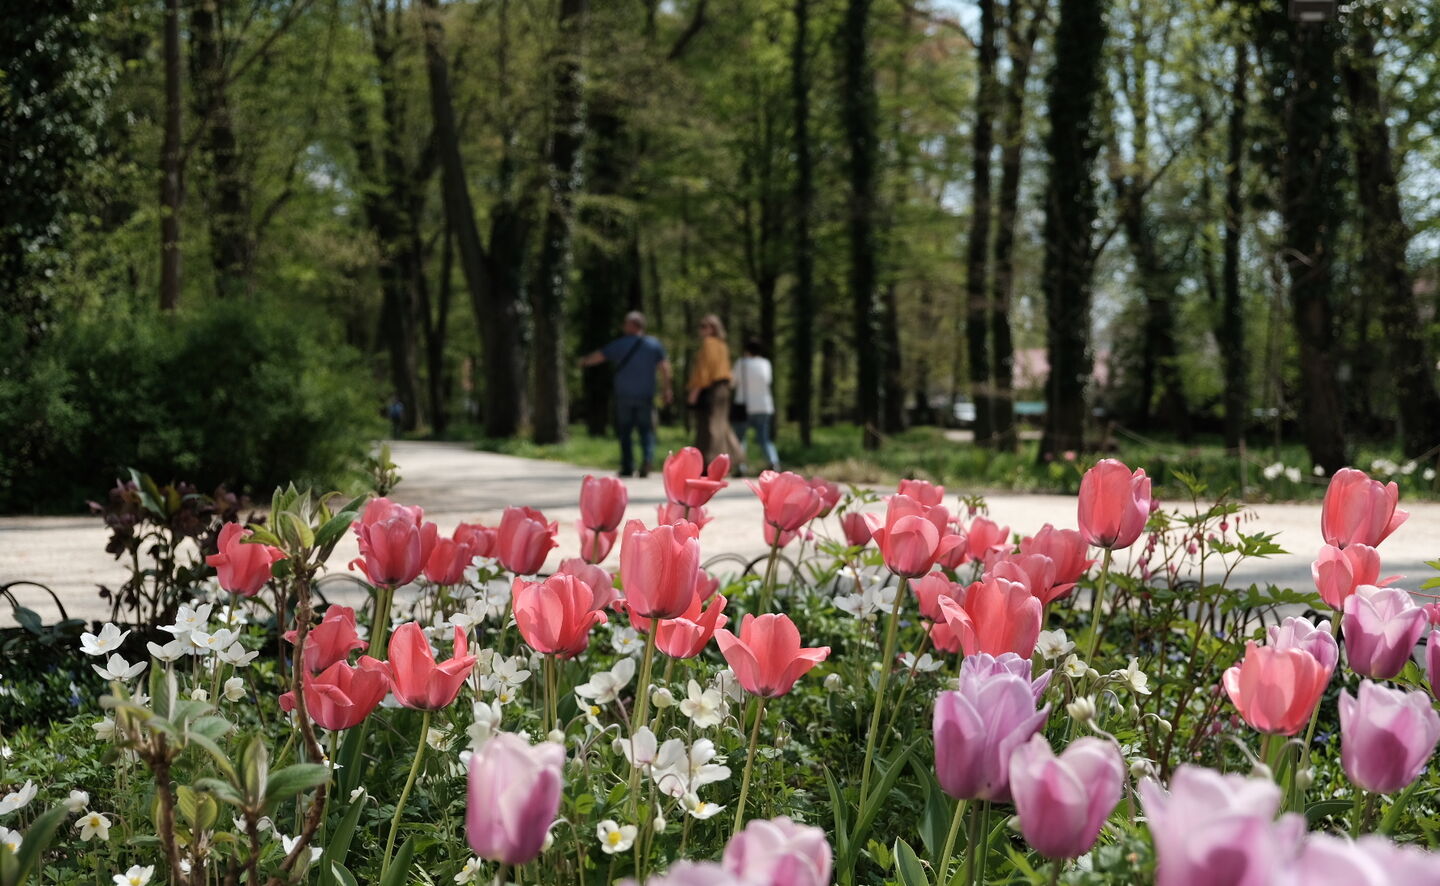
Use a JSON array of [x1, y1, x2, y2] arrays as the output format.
[[1339, 680, 1440, 794], [721, 816, 832, 886], [934, 664, 1049, 802], [466, 733, 564, 865], [1009, 735, 1123, 859], [1342, 586, 1428, 680]]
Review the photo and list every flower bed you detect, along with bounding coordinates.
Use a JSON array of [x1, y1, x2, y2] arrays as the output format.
[[1, 454, 1437, 885]]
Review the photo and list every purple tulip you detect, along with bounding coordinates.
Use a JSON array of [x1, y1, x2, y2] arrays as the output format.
[[466, 733, 564, 866], [1339, 680, 1440, 794], [1427, 630, 1440, 699], [1289, 833, 1440, 886], [958, 651, 1053, 703], [721, 817, 832, 886], [934, 664, 1049, 802], [620, 863, 748, 886], [1139, 765, 1305, 886], [1267, 616, 1340, 672], [1342, 586, 1428, 679], [1008, 735, 1123, 859]]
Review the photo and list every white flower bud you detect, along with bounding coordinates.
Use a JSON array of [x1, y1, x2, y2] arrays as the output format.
[[546, 729, 565, 745], [651, 687, 676, 709], [824, 673, 843, 692], [1295, 768, 1314, 789], [1066, 696, 1096, 723]]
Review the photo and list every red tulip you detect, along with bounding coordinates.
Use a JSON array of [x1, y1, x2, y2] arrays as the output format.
[[657, 501, 712, 530], [715, 613, 830, 697], [207, 523, 286, 597], [454, 522, 499, 558], [840, 512, 880, 547], [577, 522, 618, 564], [513, 574, 607, 659], [1019, 525, 1096, 588], [655, 594, 730, 659], [556, 558, 619, 611], [1077, 459, 1151, 550], [424, 536, 478, 585], [1312, 544, 1390, 611], [936, 577, 1043, 658], [279, 655, 389, 730], [871, 495, 961, 578], [965, 516, 1012, 562], [284, 605, 366, 674], [495, 506, 558, 575], [349, 498, 438, 588], [387, 622, 477, 710], [748, 471, 825, 533], [811, 477, 843, 517], [1321, 468, 1408, 549], [619, 520, 701, 619], [663, 447, 730, 508], [580, 475, 629, 532], [896, 478, 945, 507], [1223, 641, 1332, 735]]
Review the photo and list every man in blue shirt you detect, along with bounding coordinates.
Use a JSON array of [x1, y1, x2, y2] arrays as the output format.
[[580, 311, 673, 477]]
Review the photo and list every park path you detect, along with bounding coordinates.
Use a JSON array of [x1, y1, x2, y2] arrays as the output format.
[[2, 439, 1437, 625]]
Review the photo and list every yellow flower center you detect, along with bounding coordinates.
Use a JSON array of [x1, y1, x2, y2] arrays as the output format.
[[607, 831, 622, 845]]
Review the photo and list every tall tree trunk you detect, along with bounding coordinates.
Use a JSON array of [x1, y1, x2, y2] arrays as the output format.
[[966, 0, 997, 446], [1343, 18, 1440, 460], [842, 0, 881, 449], [420, 0, 529, 437], [190, 0, 253, 296], [1037, 0, 1107, 460], [881, 281, 905, 431], [423, 222, 454, 436], [1269, 13, 1347, 471], [790, 0, 814, 444], [159, 0, 183, 311], [531, 0, 587, 444], [989, 0, 1040, 452], [1219, 41, 1247, 450]]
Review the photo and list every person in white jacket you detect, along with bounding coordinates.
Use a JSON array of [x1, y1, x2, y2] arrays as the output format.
[[731, 339, 781, 474]]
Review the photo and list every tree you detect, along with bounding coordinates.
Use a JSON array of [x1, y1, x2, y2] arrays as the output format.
[[843, 0, 882, 450], [1038, 0, 1107, 459], [161, 0, 184, 311], [790, 0, 816, 445], [1218, 39, 1248, 450], [965, 0, 998, 446]]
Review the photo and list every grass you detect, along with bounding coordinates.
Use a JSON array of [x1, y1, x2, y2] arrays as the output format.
[[464, 421, 1440, 503]]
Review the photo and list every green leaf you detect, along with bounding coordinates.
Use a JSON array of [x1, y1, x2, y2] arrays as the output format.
[[242, 734, 270, 807], [379, 838, 415, 886], [328, 863, 360, 886], [822, 765, 850, 863], [851, 741, 919, 854], [318, 793, 368, 886], [314, 512, 354, 556], [194, 778, 245, 808], [7, 805, 67, 885], [281, 511, 314, 551], [894, 838, 930, 886], [264, 764, 332, 811], [1305, 798, 1354, 824]]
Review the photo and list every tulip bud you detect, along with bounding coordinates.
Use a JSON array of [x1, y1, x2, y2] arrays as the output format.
[[824, 673, 843, 692], [651, 687, 676, 709], [1066, 696, 1096, 722]]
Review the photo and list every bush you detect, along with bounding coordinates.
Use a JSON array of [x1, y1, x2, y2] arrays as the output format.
[[0, 299, 382, 512]]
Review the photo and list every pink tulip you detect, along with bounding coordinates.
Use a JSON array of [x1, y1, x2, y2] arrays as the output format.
[[694, 568, 722, 603], [1267, 616, 1340, 672], [207, 523, 285, 597], [284, 605, 366, 673], [933, 658, 1049, 801], [722, 816, 833, 886], [620, 863, 746, 886], [1077, 459, 1151, 550], [1223, 641, 1332, 735], [466, 732, 564, 866], [556, 558, 619, 611], [424, 536, 477, 585], [658, 500, 713, 530], [1009, 735, 1124, 859], [839, 512, 879, 547], [715, 613, 830, 698], [1321, 467, 1408, 549], [1312, 544, 1392, 611], [913, 572, 964, 622], [387, 622, 477, 710], [748, 471, 825, 533], [763, 522, 800, 548], [619, 520, 701, 619], [279, 655, 389, 731], [959, 651, 1052, 703], [495, 506, 558, 575], [933, 530, 971, 570], [991, 553, 1071, 606], [663, 447, 730, 508], [1428, 630, 1440, 699], [577, 522, 618, 564], [965, 516, 1012, 562], [579, 474, 629, 532], [896, 478, 945, 507], [349, 498, 438, 588], [1290, 833, 1440, 886], [454, 522, 498, 558], [935, 576, 1042, 658], [1342, 585, 1428, 680], [655, 594, 730, 659], [1139, 765, 1305, 886], [1339, 679, 1440, 794], [811, 478, 842, 518], [871, 495, 961, 578], [513, 574, 608, 659], [1019, 525, 1096, 588]]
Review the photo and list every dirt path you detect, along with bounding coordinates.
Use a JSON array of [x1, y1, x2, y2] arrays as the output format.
[[3, 439, 1436, 625]]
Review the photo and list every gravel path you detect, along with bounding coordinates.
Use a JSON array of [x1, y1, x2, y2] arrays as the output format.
[[3, 439, 1436, 625]]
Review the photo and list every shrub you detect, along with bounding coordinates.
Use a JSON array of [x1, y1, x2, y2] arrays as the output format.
[[0, 299, 381, 512]]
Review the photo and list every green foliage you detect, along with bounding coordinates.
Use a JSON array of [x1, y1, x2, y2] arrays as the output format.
[[0, 299, 381, 512]]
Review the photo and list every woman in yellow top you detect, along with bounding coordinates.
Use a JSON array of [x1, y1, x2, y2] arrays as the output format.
[[686, 314, 742, 465]]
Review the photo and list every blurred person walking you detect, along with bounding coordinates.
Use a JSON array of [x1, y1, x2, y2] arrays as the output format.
[[685, 314, 742, 466], [732, 338, 780, 474], [580, 311, 673, 477]]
